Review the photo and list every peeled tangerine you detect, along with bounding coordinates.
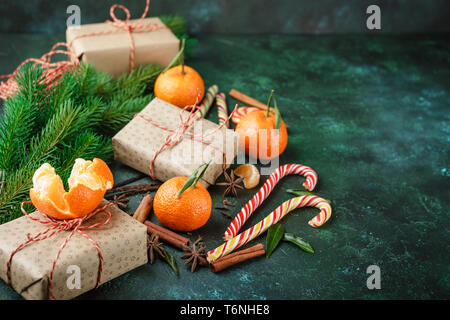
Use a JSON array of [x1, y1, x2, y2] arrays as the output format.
[[30, 158, 114, 220]]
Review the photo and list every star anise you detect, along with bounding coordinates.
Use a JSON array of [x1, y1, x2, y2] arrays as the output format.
[[216, 169, 244, 197], [111, 193, 129, 210], [147, 233, 165, 264], [180, 236, 208, 272]]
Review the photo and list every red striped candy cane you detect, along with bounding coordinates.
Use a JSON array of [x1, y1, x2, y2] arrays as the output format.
[[230, 106, 259, 124], [207, 195, 331, 262], [224, 164, 318, 240]]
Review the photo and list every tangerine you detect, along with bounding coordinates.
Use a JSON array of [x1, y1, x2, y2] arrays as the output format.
[[30, 158, 114, 220], [154, 65, 205, 108], [235, 110, 288, 160], [153, 176, 212, 231]]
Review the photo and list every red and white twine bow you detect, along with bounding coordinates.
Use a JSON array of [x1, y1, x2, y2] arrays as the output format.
[[103, 0, 168, 71], [6, 201, 113, 300], [0, 0, 164, 100], [0, 42, 79, 100], [134, 96, 237, 180]]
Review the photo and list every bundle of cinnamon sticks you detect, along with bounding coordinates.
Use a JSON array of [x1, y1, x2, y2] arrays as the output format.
[[209, 244, 265, 273], [144, 221, 191, 249]]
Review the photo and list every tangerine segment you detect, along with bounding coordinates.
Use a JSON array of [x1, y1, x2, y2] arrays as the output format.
[[29, 158, 113, 220], [154, 65, 205, 108], [68, 158, 113, 190], [234, 164, 260, 189], [153, 177, 212, 232]]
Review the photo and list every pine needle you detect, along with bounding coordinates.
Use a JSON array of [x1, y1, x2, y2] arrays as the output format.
[[0, 15, 193, 223]]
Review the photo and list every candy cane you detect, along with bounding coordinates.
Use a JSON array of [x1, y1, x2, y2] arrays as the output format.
[[224, 164, 318, 240], [196, 84, 218, 118], [216, 93, 229, 127], [231, 106, 259, 124], [207, 195, 331, 262]]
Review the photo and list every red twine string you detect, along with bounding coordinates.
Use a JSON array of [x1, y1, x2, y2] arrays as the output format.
[[134, 96, 237, 180], [0, 0, 166, 100], [6, 201, 113, 300], [0, 42, 79, 100]]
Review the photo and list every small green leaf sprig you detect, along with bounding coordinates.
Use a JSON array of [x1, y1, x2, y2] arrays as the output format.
[[265, 223, 285, 258], [264, 89, 283, 131], [286, 189, 331, 203], [176, 160, 211, 198], [265, 223, 315, 257], [162, 250, 179, 276]]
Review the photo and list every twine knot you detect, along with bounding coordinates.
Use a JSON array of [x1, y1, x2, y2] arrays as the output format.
[[59, 218, 82, 231], [107, 2, 147, 32], [0, 0, 166, 100], [134, 96, 237, 180], [105, 0, 156, 71]]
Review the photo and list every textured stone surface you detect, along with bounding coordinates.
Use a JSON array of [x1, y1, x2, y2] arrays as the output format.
[[0, 0, 450, 34], [0, 34, 448, 299]]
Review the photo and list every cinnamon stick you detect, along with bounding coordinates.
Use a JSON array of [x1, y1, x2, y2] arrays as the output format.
[[132, 194, 153, 223], [229, 89, 268, 110], [107, 183, 160, 194], [114, 173, 146, 188], [144, 221, 190, 250], [105, 183, 160, 199], [210, 243, 265, 273]]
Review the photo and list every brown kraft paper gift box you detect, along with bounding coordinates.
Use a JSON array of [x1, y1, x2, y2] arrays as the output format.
[[66, 17, 179, 77], [112, 98, 239, 187], [0, 200, 148, 300]]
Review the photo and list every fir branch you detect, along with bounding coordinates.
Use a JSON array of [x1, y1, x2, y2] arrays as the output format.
[[98, 94, 153, 134], [160, 14, 188, 37], [46, 70, 81, 116], [0, 103, 109, 222], [0, 67, 46, 173], [0, 165, 34, 222], [161, 14, 196, 58], [56, 131, 113, 184], [114, 63, 162, 93], [0, 12, 194, 223], [23, 99, 99, 167]]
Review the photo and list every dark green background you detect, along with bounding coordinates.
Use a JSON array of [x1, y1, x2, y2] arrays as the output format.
[[0, 0, 450, 34], [0, 1, 449, 300]]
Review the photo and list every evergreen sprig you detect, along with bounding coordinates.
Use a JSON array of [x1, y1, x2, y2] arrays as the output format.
[[0, 15, 193, 223], [0, 68, 46, 172], [0, 64, 156, 222]]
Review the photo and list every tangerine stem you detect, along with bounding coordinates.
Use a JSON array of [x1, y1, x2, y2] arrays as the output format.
[[163, 38, 186, 73], [180, 38, 186, 76], [265, 89, 275, 117]]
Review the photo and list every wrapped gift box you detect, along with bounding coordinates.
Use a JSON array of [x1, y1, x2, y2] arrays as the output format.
[[0, 200, 148, 300], [112, 98, 239, 187], [66, 17, 179, 77]]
